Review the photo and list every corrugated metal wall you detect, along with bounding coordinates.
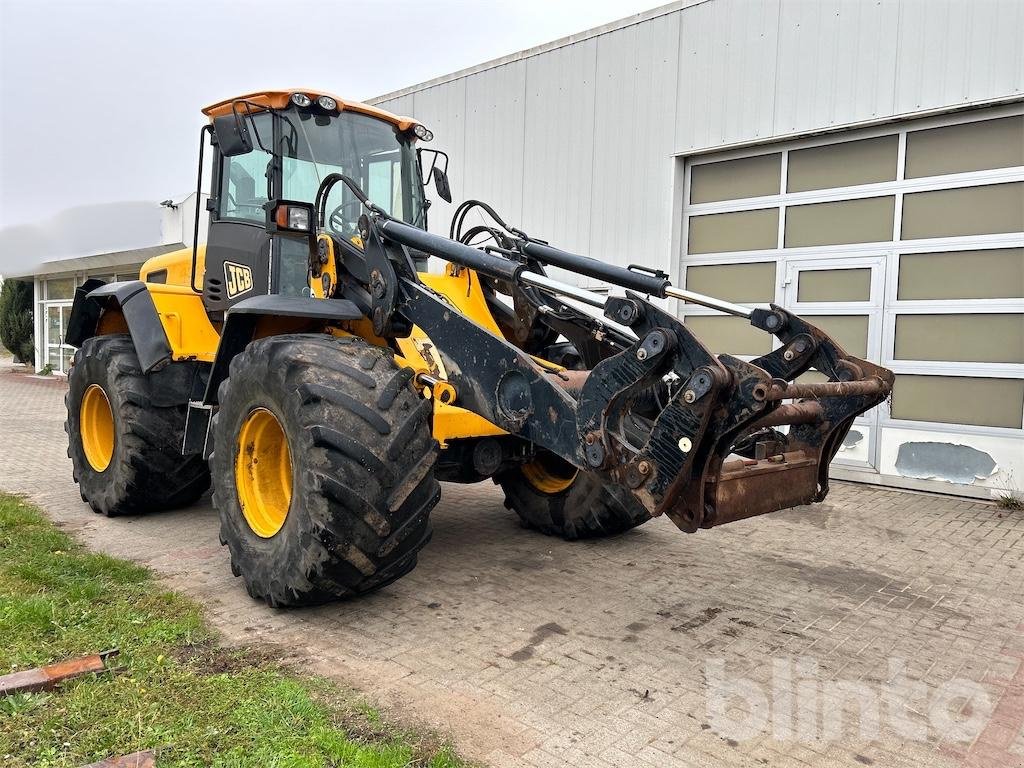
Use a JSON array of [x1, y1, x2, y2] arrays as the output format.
[[373, 0, 1024, 274]]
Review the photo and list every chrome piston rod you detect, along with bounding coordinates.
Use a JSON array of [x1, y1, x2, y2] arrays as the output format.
[[664, 286, 753, 319], [519, 271, 608, 309]]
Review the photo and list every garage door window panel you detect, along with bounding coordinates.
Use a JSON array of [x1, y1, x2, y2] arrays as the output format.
[[797, 268, 872, 303], [897, 249, 1024, 301], [901, 183, 1024, 240], [684, 262, 776, 303], [689, 153, 781, 204], [891, 375, 1024, 429], [894, 314, 1024, 364], [682, 315, 772, 357], [798, 315, 870, 359], [906, 116, 1024, 179], [784, 197, 895, 248], [787, 135, 898, 193], [688, 208, 779, 254]]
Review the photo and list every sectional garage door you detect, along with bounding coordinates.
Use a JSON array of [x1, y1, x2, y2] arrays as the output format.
[[679, 105, 1024, 498]]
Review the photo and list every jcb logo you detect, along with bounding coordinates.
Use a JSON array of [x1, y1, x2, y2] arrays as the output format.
[[224, 262, 254, 299]]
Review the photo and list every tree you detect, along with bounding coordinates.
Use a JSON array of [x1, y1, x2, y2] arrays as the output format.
[[0, 279, 35, 364]]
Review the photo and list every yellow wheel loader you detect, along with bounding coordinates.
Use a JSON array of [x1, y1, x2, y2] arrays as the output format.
[[64, 90, 893, 607]]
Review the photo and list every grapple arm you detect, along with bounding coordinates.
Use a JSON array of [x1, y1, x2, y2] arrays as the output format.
[[575, 297, 892, 531]]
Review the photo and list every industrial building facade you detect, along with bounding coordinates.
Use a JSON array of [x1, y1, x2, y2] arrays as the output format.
[[372, 0, 1024, 498]]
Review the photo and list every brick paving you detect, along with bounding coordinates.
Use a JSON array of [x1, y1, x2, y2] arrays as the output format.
[[2, 365, 1023, 767]]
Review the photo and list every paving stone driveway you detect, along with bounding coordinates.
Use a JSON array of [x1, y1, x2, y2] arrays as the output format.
[[3, 367, 1023, 767]]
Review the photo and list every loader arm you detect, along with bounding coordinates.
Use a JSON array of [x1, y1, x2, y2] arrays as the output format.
[[362, 213, 893, 532]]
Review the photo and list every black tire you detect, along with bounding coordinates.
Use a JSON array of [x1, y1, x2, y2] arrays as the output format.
[[65, 335, 211, 516], [497, 452, 651, 540], [209, 334, 440, 607]]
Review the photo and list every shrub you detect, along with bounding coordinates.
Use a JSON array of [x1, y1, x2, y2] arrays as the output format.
[[0, 279, 35, 363]]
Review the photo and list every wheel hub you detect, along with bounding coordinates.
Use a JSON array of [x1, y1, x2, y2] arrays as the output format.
[[521, 453, 578, 494], [80, 384, 115, 472], [235, 408, 293, 538]]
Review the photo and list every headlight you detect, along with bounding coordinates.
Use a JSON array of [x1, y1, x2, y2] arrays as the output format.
[[287, 206, 311, 231], [290, 92, 312, 107], [316, 95, 338, 111], [413, 124, 433, 142]]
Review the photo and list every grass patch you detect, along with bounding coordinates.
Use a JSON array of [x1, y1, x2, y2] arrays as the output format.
[[0, 494, 468, 768], [997, 493, 1024, 512]]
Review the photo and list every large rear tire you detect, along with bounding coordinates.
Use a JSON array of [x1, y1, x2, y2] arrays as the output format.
[[65, 335, 211, 516], [209, 334, 440, 607], [497, 451, 651, 540]]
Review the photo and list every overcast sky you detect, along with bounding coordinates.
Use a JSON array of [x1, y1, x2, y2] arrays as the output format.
[[0, 0, 665, 232]]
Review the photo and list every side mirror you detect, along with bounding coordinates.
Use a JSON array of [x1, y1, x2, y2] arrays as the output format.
[[212, 113, 253, 157], [431, 167, 452, 203], [418, 148, 452, 203]]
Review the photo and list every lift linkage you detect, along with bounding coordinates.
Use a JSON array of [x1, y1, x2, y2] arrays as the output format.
[[360, 211, 893, 532]]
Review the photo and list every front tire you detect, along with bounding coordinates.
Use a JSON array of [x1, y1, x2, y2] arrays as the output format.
[[497, 451, 651, 540], [65, 335, 211, 516], [210, 334, 440, 607]]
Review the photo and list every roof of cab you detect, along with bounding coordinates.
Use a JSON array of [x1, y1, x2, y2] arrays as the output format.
[[201, 89, 417, 131]]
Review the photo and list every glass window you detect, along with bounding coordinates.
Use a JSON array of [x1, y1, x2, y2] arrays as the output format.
[[682, 315, 773, 356], [689, 154, 781, 204], [687, 208, 778, 254], [685, 262, 776, 303], [800, 315, 869, 358], [901, 183, 1024, 240], [894, 314, 1024, 364], [787, 135, 898, 193], [280, 110, 424, 241], [897, 249, 1024, 300], [218, 112, 274, 224], [891, 375, 1024, 429], [906, 116, 1024, 178], [45, 277, 75, 300], [785, 197, 894, 248], [797, 269, 872, 302]]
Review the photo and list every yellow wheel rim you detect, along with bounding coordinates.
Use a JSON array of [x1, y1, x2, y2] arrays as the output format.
[[80, 384, 115, 472], [521, 453, 578, 494], [235, 408, 293, 538]]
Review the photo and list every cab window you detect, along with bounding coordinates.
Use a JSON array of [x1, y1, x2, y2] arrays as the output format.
[[217, 112, 273, 223]]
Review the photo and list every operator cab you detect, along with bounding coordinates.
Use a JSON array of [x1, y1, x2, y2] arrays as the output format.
[[199, 90, 450, 317]]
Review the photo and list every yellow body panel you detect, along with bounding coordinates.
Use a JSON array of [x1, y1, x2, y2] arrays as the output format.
[[133, 247, 514, 444], [141, 245, 206, 289], [148, 284, 220, 362], [393, 266, 509, 446]]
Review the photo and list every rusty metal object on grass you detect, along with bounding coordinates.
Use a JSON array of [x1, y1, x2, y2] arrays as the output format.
[[79, 750, 156, 768], [0, 649, 118, 696]]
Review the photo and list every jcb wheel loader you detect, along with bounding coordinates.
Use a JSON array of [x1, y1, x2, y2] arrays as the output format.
[[64, 90, 893, 607]]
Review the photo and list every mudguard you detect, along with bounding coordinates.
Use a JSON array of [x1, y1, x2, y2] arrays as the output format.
[[201, 295, 364, 405], [65, 279, 172, 373]]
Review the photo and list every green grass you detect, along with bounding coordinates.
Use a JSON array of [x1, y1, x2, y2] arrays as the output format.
[[0, 494, 468, 768]]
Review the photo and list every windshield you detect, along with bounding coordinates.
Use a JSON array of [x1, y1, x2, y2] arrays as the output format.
[[276, 107, 425, 240]]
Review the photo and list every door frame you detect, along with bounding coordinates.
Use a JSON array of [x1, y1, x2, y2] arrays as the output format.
[[780, 253, 888, 471]]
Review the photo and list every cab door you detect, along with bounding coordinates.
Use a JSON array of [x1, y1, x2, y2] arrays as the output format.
[[203, 114, 275, 317]]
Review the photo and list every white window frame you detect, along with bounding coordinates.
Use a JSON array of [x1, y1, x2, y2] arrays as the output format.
[[677, 102, 1024, 440]]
